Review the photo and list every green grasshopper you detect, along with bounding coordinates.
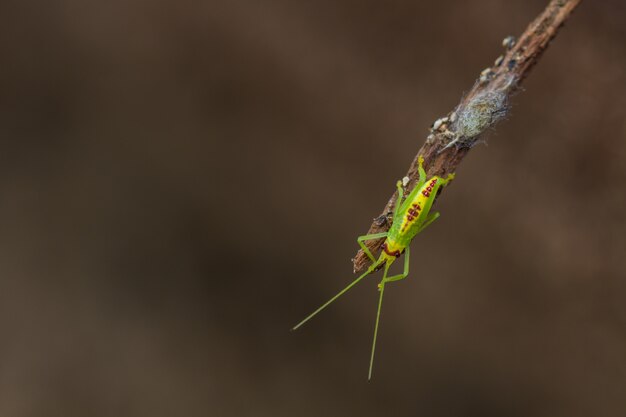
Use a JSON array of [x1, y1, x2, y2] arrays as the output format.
[[293, 156, 455, 379]]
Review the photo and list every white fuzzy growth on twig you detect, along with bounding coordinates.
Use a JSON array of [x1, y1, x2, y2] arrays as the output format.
[[440, 76, 516, 151], [456, 90, 508, 138]]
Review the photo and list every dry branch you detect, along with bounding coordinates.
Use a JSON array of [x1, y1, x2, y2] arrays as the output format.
[[352, 0, 582, 273]]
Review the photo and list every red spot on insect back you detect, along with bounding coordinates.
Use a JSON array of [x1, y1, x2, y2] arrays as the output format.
[[381, 242, 401, 258], [422, 190, 430, 197]]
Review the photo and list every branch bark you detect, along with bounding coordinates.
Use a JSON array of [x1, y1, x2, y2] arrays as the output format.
[[352, 0, 582, 273]]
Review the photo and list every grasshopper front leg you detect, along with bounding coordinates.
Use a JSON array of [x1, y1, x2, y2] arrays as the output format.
[[357, 232, 389, 263], [380, 246, 410, 285]]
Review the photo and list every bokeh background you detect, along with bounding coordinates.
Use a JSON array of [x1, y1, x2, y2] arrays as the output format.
[[1, 0, 625, 416]]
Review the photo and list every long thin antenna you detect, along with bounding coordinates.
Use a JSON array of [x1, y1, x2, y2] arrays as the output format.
[[368, 264, 390, 380], [292, 260, 381, 331]]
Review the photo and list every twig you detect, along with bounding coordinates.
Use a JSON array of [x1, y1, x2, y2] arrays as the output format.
[[352, 0, 582, 273]]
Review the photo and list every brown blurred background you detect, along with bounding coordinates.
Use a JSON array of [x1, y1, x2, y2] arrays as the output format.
[[0, 0, 625, 416]]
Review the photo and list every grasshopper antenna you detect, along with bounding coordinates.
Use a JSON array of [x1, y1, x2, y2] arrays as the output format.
[[368, 264, 390, 380], [292, 260, 382, 331]]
